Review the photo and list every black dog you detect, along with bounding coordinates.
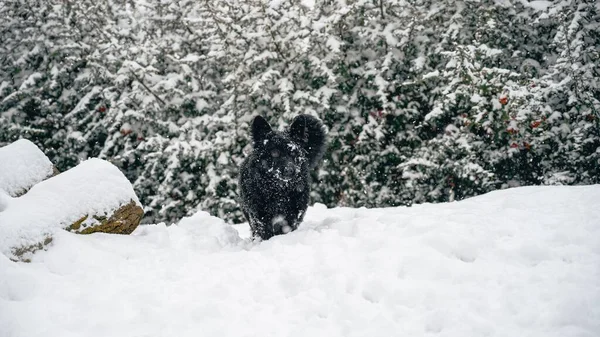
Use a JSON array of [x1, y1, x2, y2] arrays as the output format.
[[238, 114, 327, 240]]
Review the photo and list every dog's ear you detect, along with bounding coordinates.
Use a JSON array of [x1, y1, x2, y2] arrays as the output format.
[[289, 114, 327, 168], [289, 115, 309, 145], [252, 115, 272, 144]]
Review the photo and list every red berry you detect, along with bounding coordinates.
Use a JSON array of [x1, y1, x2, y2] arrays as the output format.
[[499, 96, 508, 105], [369, 109, 384, 118]]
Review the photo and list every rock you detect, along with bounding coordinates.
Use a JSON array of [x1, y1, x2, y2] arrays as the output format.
[[1, 158, 144, 262], [9, 200, 143, 262], [68, 200, 143, 235], [52, 166, 61, 177], [0, 139, 55, 197], [10, 237, 53, 263]]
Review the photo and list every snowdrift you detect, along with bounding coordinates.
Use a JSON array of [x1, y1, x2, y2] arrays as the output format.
[[1, 185, 599, 337]]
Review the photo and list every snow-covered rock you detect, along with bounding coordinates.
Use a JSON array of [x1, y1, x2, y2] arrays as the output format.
[[0, 158, 142, 262], [0, 139, 56, 197], [1, 185, 599, 336]]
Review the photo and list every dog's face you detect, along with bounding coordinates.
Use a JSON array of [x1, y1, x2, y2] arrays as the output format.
[[251, 116, 305, 183]]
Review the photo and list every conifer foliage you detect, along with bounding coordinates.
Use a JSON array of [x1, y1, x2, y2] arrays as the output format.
[[1, 0, 598, 224]]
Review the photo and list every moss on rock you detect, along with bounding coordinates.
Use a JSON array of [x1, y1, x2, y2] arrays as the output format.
[[67, 200, 143, 235], [10, 236, 53, 263]]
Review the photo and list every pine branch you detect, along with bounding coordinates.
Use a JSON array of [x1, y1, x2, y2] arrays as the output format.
[[129, 70, 166, 107]]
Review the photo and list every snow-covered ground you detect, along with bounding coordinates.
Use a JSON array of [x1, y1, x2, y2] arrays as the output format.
[[1, 185, 599, 337]]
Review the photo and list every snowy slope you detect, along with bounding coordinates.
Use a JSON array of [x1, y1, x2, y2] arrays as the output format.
[[1, 185, 599, 337]]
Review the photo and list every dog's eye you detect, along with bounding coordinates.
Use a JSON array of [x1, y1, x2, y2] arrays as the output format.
[[271, 149, 280, 158]]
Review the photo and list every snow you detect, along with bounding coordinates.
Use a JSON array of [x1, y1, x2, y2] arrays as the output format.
[[0, 158, 140, 261], [521, 0, 553, 11], [300, 0, 314, 8], [326, 36, 342, 53], [422, 70, 440, 79], [120, 122, 133, 134], [413, 56, 426, 70], [0, 139, 54, 197], [1, 185, 600, 336], [424, 106, 444, 121], [18, 72, 43, 90]]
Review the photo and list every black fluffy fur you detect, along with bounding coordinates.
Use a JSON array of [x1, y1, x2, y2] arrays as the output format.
[[238, 114, 327, 240]]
